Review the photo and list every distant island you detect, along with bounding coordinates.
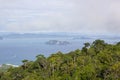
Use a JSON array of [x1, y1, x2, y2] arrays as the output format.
[[45, 40, 70, 45], [73, 36, 92, 39]]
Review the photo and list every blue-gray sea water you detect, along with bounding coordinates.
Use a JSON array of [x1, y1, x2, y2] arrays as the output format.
[[0, 37, 119, 65]]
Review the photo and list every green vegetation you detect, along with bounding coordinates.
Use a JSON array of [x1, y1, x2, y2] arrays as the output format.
[[0, 64, 13, 72], [0, 39, 120, 80]]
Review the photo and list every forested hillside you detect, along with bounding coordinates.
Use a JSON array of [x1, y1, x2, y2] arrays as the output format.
[[0, 40, 120, 80]]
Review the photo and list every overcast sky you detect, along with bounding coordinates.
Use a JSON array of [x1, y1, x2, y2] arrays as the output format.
[[0, 0, 120, 34]]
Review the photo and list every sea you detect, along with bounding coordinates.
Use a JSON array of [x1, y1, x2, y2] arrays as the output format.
[[0, 37, 119, 65]]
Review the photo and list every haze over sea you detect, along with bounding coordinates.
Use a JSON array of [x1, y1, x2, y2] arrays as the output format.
[[0, 32, 120, 65], [1, 0, 120, 65]]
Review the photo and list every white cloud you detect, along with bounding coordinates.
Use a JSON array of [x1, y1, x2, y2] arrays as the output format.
[[0, 0, 120, 34]]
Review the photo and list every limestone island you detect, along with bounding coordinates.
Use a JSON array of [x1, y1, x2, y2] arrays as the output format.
[[45, 40, 70, 45]]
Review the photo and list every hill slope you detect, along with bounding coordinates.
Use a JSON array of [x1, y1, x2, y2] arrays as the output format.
[[0, 40, 120, 80]]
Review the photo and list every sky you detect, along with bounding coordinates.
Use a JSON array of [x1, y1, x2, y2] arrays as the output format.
[[0, 0, 120, 34]]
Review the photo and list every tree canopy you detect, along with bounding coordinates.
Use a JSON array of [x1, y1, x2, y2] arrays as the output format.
[[0, 40, 120, 80]]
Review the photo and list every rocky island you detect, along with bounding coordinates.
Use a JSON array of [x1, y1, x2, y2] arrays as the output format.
[[45, 40, 70, 45]]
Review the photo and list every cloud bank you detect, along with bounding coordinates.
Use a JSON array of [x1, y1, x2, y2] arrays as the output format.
[[0, 0, 120, 34]]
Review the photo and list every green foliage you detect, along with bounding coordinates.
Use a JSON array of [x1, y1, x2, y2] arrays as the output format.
[[0, 64, 12, 72], [1, 39, 120, 80]]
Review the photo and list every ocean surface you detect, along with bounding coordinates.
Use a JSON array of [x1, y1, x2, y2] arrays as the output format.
[[0, 37, 119, 65]]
